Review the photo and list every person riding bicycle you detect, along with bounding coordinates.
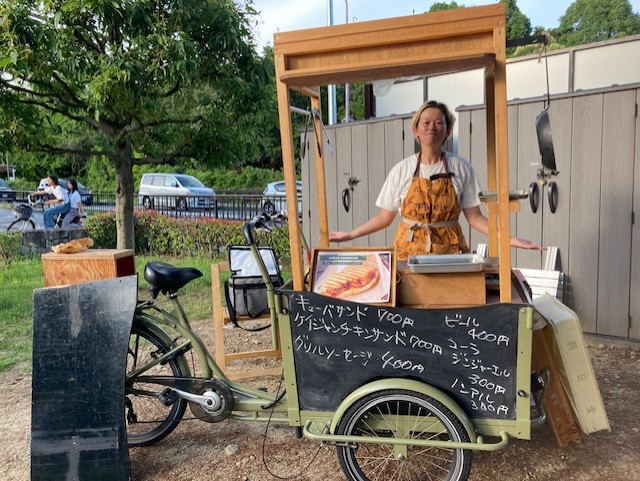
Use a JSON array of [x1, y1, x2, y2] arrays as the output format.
[[31, 175, 70, 229], [62, 178, 85, 227]]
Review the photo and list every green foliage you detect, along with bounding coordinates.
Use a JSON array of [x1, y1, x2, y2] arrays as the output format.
[[0, 232, 22, 266], [198, 167, 286, 191], [429, 2, 464, 12], [503, 0, 532, 41], [556, 0, 640, 46], [0, 0, 265, 246], [85, 211, 291, 261]]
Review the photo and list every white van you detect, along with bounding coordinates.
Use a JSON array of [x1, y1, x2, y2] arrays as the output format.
[[138, 173, 215, 210]]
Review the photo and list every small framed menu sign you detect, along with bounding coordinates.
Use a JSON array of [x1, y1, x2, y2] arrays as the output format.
[[310, 247, 396, 306]]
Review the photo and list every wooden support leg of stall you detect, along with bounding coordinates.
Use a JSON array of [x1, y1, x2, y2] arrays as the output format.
[[211, 263, 282, 380], [531, 326, 582, 447]]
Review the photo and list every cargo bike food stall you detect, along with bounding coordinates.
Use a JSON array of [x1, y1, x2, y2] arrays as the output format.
[[126, 5, 566, 481]]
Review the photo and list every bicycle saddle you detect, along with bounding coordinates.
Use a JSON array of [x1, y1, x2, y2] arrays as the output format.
[[144, 261, 203, 298]]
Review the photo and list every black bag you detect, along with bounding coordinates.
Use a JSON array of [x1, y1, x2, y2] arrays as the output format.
[[224, 246, 283, 331]]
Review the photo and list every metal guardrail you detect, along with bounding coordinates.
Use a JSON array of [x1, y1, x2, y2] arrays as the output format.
[[8, 190, 302, 222]]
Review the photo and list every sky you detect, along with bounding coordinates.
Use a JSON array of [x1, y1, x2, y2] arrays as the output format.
[[250, 0, 640, 51]]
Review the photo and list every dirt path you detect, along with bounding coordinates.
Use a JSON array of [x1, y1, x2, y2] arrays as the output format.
[[1, 320, 638, 481]]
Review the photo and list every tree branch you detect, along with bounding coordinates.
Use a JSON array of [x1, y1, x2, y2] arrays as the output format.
[[13, 97, 114, 135], [114, 116, 203, 144]]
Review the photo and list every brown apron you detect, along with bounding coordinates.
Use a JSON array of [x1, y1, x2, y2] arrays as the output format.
[[394, 154, 470, 260]]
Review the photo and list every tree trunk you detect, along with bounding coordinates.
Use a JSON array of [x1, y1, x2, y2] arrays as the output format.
[[114, 140, 135, 249]]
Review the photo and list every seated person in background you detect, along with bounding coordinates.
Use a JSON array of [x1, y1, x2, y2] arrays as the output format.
[[62, 178, 85, 227], [31, 175, 70, 229], [329, 100, 544, 260]]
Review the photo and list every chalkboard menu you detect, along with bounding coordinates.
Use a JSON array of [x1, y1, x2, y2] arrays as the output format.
[[288, 291, 525, 420]]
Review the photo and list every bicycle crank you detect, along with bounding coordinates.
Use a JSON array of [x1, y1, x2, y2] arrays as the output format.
[[181, 379, 234, 423], [135, 376, 234, 422]]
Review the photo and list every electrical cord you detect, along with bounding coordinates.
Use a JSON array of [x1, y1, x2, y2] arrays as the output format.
[[261, 371, 323, 479]]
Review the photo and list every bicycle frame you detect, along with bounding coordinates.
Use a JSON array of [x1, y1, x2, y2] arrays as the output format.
[[132, 294, 291, 421]]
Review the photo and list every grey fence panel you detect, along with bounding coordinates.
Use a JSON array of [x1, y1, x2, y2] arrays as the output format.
[[467, 109, 488, 253], [384, 119, 405, 246], [568, 94, 603, 334], [542, 98, 573, 272], [597, 90, 636, 337], [631, 89, 640, 340], [367, 121, 387, 247], [336, 126, 354, 244], [515, 102, 545, 269], [351, 124, 370, 248]]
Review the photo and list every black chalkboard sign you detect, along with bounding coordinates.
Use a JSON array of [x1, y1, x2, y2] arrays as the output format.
[[288, 291, 524, 420]]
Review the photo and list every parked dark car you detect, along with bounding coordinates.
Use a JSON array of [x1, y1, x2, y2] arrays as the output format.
[[0, 179, 16, 202], [37, 178, 93, 206]]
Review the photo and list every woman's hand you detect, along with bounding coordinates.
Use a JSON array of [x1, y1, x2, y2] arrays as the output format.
[[510, 237, 546, 250], [329, 231, 352, 243]]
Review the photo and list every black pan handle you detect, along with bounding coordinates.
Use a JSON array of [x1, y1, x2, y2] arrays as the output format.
[[529, 182, 539, 213], [548, 181, 558, 214], [342, 188, 350, 212]]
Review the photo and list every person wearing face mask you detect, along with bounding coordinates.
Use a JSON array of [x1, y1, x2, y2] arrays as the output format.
[[329, 100, 543, 260]]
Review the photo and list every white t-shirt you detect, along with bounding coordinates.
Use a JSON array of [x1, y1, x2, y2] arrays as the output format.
[[376, 152, 482, 213], [68, 190, 82, 209], [44, 184, 70, 204]]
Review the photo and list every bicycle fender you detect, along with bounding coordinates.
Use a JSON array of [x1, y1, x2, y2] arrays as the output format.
[[329, 378, 476, 442]]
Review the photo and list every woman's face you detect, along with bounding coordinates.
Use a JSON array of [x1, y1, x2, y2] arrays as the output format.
[[67, 182, 73, 191], [413, 107, 448, 148]]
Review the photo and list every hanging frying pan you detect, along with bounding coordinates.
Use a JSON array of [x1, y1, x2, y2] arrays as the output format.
[[535, 107, 557, 173]]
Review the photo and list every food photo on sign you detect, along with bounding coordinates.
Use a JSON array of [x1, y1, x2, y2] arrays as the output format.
[[310, 248, 396, 306]]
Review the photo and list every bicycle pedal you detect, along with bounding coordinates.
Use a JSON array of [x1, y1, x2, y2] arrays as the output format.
[[159, 388, 180, 406]]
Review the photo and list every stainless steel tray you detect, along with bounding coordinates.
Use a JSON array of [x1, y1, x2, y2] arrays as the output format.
[[407, 254, 486, 273]]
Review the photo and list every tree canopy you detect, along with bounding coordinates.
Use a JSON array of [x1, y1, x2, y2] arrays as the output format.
[[0, 0, 264, 247], [556, 0, 640, 46]]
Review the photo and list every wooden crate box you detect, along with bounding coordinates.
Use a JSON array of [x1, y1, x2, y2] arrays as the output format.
[[42, 249, 135, 287]]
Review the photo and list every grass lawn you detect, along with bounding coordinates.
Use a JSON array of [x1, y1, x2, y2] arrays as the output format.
[[0, 255, 221, 373]]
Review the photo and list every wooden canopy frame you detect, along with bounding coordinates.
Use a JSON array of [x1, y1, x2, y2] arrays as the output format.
[[273, 3, 516, 302]]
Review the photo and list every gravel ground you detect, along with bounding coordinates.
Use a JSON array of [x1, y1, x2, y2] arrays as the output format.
[[1, 317, 638, 481]]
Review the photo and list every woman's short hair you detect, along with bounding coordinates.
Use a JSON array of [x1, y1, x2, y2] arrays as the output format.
[[48, 175, 59, 185], [411, 100, 456, 139]]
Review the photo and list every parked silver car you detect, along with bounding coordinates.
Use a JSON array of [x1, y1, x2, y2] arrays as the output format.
[[262, 180, 302, 216], [138, 173, 215, 210]]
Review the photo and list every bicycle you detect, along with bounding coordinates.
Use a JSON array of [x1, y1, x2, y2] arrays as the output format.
[[127, 211, 547, 481], [6, 194, 84, 232]]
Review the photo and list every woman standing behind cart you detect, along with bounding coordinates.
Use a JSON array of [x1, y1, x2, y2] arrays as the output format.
[[329, 100, 543, 259]]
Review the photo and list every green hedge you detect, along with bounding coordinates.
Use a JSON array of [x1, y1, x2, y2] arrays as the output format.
[[85, 211, 291, 261]]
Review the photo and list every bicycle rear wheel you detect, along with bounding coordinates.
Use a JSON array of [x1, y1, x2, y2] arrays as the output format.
[[126, 321, 189, 446], [6, 219, 35, 233]]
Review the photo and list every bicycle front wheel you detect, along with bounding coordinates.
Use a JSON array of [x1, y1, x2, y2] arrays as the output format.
[[126, 322, 189, 447], [336, 389, 473, 481], [6, 219, 35, 233]]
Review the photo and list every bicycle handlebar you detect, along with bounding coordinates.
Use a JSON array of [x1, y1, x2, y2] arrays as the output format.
[[243, 211, 288, 246]]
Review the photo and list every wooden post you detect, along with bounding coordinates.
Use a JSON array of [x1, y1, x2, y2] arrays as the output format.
[[274, 53, 305, 290], [493, 26, 513, 303]]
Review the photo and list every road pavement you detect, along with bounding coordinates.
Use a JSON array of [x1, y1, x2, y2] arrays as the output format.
[[1, 206, 44, 231]]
